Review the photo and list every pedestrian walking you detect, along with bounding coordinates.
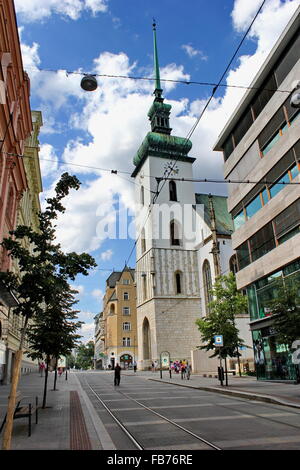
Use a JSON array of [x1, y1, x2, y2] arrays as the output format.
[[133, 361, 137, 373], [180, 362, 186, 380], [151, 361, 154, 372], [39, 361, 45, 377], [169, 362, 172, 379], [114, 363, 121, 386], [58, 367, 63, 377]]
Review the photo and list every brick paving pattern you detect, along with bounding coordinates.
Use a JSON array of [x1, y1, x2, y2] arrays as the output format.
[[69, 390, 92, 450]]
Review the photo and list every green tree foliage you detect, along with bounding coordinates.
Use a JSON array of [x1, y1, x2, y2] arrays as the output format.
[[196, 272, 249, 359], [0, 173, 97, 321], [75, 341, 95, 370], [267, 277, 300, 348], [0, 173, 97, 429]]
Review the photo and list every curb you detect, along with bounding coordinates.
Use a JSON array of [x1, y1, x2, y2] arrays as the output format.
[[148, 378, 300, 410]]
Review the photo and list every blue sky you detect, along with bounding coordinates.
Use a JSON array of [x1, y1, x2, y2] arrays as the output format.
[[16, 0, 299, 342]]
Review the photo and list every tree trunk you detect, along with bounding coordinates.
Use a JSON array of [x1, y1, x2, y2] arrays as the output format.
[[224, 356, 228, 386], [237, 348, 242, 377], [2, 316, 28, 450], [42, 355, 50, 409], [53, 357, 58, 391]]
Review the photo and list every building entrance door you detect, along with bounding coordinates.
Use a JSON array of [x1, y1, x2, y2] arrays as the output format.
[[120, 354, 132, 369]]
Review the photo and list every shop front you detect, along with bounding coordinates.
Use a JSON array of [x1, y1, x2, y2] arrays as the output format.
[[252, 325, 299, 381], [120, 354, 133, 369], [248, 259, 300, 381]]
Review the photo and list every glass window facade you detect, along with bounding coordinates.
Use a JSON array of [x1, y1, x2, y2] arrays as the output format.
[[249, 260, 300, 381], [222, 29, 300, 162], [236, 199, 300, 270], [253, 329, 298, 381], [231, 142, 300, 232]]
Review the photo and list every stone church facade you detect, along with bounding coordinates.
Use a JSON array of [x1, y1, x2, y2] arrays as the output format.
[[131, 24, 252, 371]]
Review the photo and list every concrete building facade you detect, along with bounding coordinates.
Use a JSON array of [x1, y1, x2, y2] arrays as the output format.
[[214, 7, 300, 380]]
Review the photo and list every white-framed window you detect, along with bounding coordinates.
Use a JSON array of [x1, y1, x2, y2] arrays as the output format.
[[123, 337, 131, 346], [123, 322, 131, 331], [123, 292, 129, 300], [123, 279, 130, 285], [123, 306, 130, 315]]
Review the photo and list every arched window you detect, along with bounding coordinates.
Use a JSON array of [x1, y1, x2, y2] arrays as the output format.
[[141, 228, 146, 253], [110, 304, 115, 315], [175, 271, 183, 294], [170, 220, 181, 246], [169, 181, 177, 201], [203, 260, 213, 314]]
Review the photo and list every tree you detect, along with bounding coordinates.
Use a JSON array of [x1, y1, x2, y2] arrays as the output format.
[[26, 285, 83, 407], [0, 172, 97, 450], [196, 272, 249, 383], [75, 341, 95, 370]]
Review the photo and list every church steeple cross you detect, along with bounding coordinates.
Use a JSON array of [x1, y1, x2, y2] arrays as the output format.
[[149, 21, 172, 135]]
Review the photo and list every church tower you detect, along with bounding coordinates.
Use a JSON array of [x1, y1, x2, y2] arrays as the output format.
[[131, 23, 201, 369]]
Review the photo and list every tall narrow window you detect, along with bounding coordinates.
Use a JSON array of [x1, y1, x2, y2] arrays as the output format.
[[169, 181, 177, 201], [142, 274, 147, 301], [170, 220, 180, 246], [123, 292, 129, 300], [141, 228, 146, 253], [141, 185, 144, 205], [175, 271, 182, 294], [203, 260, 213, 314]]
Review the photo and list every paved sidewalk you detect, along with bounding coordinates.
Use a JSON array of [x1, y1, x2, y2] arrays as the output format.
[[0, 370, 103, 450], [1, 369, 300, 450]]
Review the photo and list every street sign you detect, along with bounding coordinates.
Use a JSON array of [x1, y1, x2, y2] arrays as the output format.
[[214, 335, 223, 347]]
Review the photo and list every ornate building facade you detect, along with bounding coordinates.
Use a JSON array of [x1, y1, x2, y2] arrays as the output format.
[[101, 267, 138, 369], [0, 0, 34, 384]]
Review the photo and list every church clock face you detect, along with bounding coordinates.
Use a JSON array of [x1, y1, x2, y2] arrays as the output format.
[[163, 161, 179, 176]]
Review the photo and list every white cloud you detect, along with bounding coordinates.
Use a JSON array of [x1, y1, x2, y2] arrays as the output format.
[[78, 321, 95, 343], [15, 0, 108, 22], [25, 1, 300, 255], [181, 44, 208, 60], [92, 289, 103, 298], [73, 284, 85, 295], [232, 0, 299, 53], [39, 144, 59, 178], [100, 249, 113, 261]]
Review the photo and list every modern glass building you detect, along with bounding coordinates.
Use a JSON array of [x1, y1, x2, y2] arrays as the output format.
[[213, 7, 300, 381]]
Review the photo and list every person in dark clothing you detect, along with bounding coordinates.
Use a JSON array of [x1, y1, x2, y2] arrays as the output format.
[[114, 363, 121, 386]]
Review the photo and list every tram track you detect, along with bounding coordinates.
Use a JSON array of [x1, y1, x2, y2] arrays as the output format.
[[84, 378, 222, 451]]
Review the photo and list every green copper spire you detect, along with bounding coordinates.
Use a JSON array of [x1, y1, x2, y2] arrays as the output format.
[[152, 20, 162, 97]]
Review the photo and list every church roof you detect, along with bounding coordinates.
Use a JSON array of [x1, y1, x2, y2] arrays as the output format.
[[132, 131, 193, 169], [195, 194, 233, 236]]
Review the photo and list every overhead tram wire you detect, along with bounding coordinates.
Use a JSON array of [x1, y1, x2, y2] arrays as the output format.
[[18, 66, 292, 95], [4, 152, 300, 187], [124, 0, 267, 266]]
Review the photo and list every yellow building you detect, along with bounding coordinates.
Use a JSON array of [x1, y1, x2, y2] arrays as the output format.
[[3, 111, 43, 383], [103, 267, 138, 369]]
